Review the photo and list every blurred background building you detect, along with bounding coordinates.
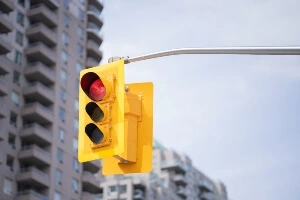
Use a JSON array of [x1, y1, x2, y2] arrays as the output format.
[[100, 140, 228, 200], [0, 1, 227, 200], [0, 0, 103, 199]]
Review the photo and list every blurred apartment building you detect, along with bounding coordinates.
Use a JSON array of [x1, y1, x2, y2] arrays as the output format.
[[100, 140, 228, 200], [0, 0, 103, 199]]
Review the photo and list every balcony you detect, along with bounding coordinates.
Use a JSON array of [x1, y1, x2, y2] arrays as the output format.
[[81, 192, 103, 200], [27, 4, 57, 28], [133, 189, 145, 200], [83, 160, 101, 173], [0, 103, 8, 118], [87, 22, 103, 45], [0, 55, 15, 75], [200, 192, 214, 200], [17, 167, 49, 189], [0, 79, 8, 96], [87, 40, 102, 61], [198, 180, 214, 192], [0, 0, 15, 13], [23, 82, 54, 105], [0, 14, 13, 33], [88, 0, 104, 12], [86, 57, 99, 68], [87, 5, 103, 28], [177, 186, 187, 198], [18, 145, 51, 167], [26, 23, 57, 46], [21, 102, 53, 125], [161, 160, 187, 174], [0, 35, 12, 54], [20, 123, 52, 146], [173, 174, 188, 186], [82, 171, 101, 193], [30, 0, 59, 9], [24, 62, 55, 85], [16, 190, 48, 200], [25, 43, 56, 66]]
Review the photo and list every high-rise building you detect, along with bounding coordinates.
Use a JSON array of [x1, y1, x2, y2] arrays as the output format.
[[100, 140, 228, 200], [0, 0, 104, 199]]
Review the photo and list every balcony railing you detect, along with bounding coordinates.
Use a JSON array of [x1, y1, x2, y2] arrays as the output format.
[[23, 123, 52, 136], [20, 167, 49, 179], [26, 81, 54, 95], [16, 190, 48, 200], [27, 61, 55, 75], [21, 145, 51, 158]]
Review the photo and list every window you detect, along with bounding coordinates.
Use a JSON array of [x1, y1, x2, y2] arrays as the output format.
[[9, 112, 17, 128], [73, 157, 79, 172], [15, 31, 23, 46], [11, 91, 19, 107], [60, 69, 67, 84], [60, 87, 66, 103], [119, 185, 127, 194], [77, 26, 84, 40], [75, 79, 79, 93], [3, 178, 13, 196], [59, 107, 65, 122], [61, 50, 68, 64], [16, 12, 24, 26], [74, 99, 79, 112], [108, 185, 117, 195], [55, 169, 62, 184], [54, 191, 61, 200], [73, 118, 78, 132], [63, 0, 69, 9], [57, 148, 63, 163], [18, 0, 25, 7], [61, 32, 69, 46], [78, 8, 84, 21], [14, 50, 22, 66], [63, 13, 69, 27], [58, 128, 64, 142], [76, 43, 83, 57], [73, 138, 78, 152], [76, 62, 83, 74], [13, 71, 20, 85], [72, 178, 79, 193]]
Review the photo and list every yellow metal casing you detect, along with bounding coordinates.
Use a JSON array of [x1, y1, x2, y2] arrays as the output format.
[[78, 60, 125, 162], [102, 82, 153, 175]]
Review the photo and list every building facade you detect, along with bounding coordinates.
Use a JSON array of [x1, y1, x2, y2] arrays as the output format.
[[0, 0, 103, 199], [100, 140, 228, 200]]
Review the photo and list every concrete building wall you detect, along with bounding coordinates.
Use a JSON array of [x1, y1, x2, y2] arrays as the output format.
[[0, 0, 104, 199], [99, 141, 228, 200]]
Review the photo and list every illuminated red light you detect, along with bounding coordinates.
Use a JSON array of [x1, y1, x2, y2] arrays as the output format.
[[89, 79, 106, 101], [81, 72, 106, 101]]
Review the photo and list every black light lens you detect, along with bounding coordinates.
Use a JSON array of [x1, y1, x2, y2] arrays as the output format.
[[85, 123, 104, 144]]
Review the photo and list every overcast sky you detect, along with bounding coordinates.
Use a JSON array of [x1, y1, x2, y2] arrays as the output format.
[[101, 1, 300, 199]]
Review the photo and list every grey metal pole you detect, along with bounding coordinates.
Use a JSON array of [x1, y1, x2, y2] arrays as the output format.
[[122, 46, 300, 64]]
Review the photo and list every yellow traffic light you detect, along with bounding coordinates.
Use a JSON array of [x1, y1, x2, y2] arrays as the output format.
[[102, 82, 154, 175], [78, 60, 125, 162]]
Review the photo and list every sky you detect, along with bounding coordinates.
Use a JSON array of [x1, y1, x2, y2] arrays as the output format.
[[101, 1, 300, 200]]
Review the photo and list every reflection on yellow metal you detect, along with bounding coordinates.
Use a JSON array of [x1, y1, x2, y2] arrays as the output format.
[[78, 60, 125, 162], [102, 82, 153, 175]]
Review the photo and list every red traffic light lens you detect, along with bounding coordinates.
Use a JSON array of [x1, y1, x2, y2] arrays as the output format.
[[89, 79, 106, 101], [81, 72, 106, 101]]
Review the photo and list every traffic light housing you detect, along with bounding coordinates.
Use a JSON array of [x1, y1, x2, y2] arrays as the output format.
[[78, 60, 125, 162], [78, 59, 153, 175]]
